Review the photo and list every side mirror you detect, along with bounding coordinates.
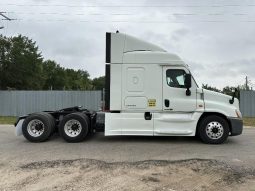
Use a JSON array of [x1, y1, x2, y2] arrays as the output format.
[[184, 74, 191, 88], [184, 74, 192, 96]]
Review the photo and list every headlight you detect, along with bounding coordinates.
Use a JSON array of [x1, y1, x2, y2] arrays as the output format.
[[235, 109, 242, 119]]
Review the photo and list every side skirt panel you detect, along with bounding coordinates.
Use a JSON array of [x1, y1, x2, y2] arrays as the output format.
[[153, 112, 202, 136], [105, 112, 202, 136]]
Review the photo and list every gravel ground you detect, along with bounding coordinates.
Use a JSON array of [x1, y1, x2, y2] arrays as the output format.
[[1, 159, 255, 191], [0, 125, 255, 191]]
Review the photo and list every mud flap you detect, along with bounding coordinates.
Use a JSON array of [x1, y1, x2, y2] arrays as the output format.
[[15, 119, 24, 136]]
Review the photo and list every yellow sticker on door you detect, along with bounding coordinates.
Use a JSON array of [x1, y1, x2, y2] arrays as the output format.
[[148, 99, 156, 107]]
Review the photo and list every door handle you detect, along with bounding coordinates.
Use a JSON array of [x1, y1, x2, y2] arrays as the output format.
[[164, 99, 170, 107], [144, 112, 152, 120]]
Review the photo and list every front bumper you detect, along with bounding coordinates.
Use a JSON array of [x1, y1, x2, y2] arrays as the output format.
[[228, 117, 243, 136]]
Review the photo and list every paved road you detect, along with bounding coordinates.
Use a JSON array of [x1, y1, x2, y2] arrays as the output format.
[[0, 125, 255, 168]]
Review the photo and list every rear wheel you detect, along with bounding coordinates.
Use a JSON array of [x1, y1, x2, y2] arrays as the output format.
[[40, 112, 56, 135], [59, 113, 90, 143], [22, 112, 54, 142], [198, 115, 229, 144]]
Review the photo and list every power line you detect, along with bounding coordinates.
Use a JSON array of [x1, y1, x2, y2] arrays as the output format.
[[0, 12, 15, 30], [6, 10, 255, 23], [6, 11, 254, 16], [1, 3, 255, 8], [3, 3, 255, 24], [3, 6, 255, 24], [8, 12, 134, 16], [248, 80, 255, 87], [12, 19, 255, 23], [0, 12, 12, 20]]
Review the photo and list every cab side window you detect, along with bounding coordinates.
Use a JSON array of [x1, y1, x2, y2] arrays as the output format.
[[166, 69, 186, 88]]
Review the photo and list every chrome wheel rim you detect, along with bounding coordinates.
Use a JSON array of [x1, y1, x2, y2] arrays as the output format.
[[206, 121, 224, 140], [64, 119, 82, 137], [27, 119, 45, 137]]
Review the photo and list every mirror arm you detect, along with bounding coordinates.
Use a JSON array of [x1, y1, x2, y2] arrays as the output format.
[[186, 88, 191, 96]]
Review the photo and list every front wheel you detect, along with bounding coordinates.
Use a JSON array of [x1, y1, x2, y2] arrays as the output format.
[[198, 115, 229, 144]]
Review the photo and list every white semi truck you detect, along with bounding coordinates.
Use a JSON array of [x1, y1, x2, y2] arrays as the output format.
[[15, 32, 243, 144]]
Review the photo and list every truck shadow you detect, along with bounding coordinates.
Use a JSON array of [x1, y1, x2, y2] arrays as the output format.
[[50, 133, 237, 145], [93, 134, 202, 144], [91, 133, 238, 145]]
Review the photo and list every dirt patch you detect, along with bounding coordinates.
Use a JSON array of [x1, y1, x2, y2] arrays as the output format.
[[0, 158, 255, 191]]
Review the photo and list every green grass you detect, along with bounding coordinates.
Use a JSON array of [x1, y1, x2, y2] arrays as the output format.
[[0, 116, 17, 124], [243, 117, 255, 127]]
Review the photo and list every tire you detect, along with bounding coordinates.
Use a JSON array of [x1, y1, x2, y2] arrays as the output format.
[[22, 112, 54, 142], [39, 112, 56, 135], [59, 113, 90, 143], [198, 115, 229, 144]]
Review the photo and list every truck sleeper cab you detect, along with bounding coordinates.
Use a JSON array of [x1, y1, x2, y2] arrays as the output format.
[[15, 32, 243, 144]]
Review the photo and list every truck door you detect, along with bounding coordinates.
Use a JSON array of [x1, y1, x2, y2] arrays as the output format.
[[162, 67, 197, 112], [153, 67, 198, 136]]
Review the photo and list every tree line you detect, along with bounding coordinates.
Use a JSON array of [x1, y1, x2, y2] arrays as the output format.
[[0, 35, 105, 90], [202, 84, 250, 99]]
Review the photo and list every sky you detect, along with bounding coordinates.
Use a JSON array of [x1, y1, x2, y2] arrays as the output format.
[[0, 0, 255, 89]]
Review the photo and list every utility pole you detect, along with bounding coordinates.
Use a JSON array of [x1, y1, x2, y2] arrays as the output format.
[[0, 12, 15, 30], [245, 76, 249, 90]]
